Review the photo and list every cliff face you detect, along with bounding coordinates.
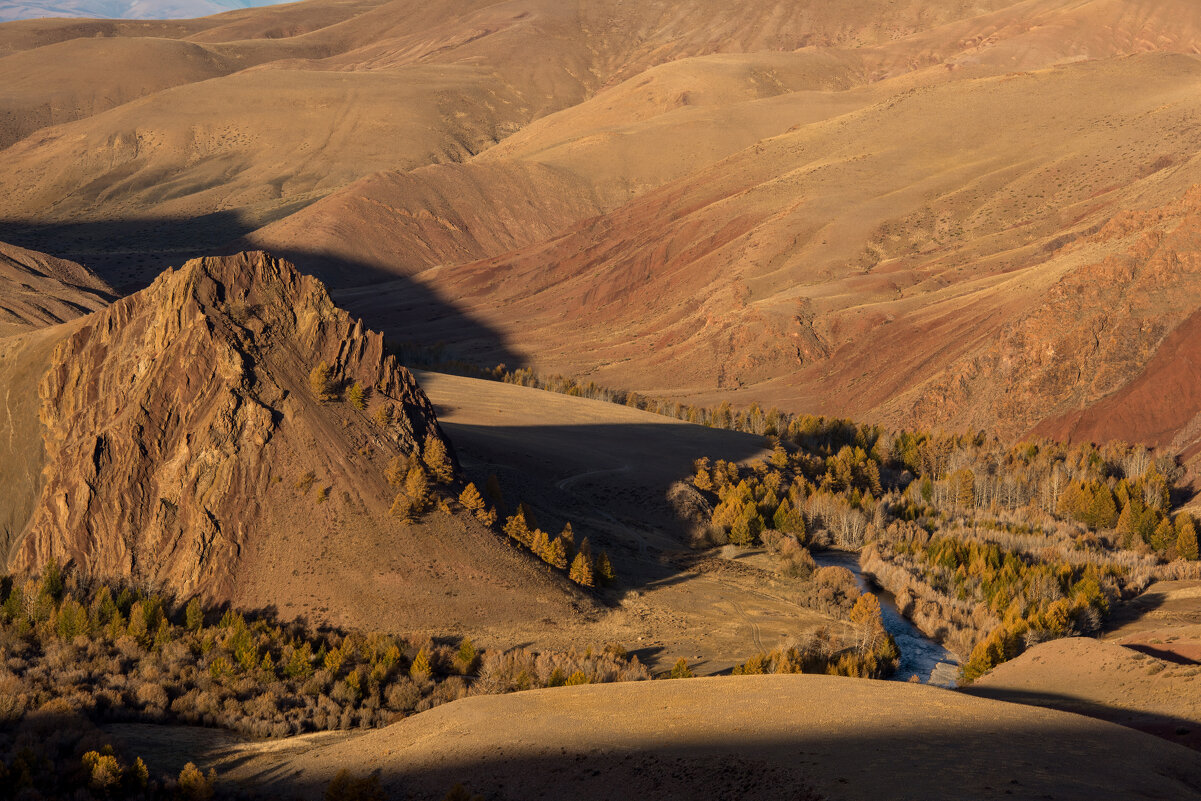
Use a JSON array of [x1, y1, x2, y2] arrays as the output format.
[[9, 251, 444, 599]]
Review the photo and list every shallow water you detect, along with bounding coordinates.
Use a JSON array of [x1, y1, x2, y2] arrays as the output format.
[[813, 550, 959, 686]]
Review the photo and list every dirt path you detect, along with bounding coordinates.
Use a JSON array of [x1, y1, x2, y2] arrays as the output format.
[[728, 599, 765, 653]]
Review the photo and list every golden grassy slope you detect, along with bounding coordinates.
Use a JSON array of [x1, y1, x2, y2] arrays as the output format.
[[118, 674, 1201, 801]]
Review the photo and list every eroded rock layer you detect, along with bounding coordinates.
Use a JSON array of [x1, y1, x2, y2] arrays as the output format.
[[9, 251, 442, 599]]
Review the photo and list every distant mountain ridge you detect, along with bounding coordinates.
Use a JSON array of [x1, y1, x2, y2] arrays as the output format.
[[0, 0, 290, 22]]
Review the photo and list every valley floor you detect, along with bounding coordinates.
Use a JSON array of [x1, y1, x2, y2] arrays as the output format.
[[414, 370, 853, 674]]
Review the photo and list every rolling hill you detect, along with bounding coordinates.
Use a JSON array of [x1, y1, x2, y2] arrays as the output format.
[[4, 0, 1201, 467], [115, 674, 1201, 801]]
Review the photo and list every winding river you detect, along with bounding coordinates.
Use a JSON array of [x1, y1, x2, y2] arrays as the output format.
[[813, 550, 960, 687]]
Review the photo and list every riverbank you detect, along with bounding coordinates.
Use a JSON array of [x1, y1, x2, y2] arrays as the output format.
[[813, 550, 960, 686]]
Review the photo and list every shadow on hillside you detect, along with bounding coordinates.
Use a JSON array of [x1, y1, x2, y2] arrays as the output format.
[[104, 706, 1201, 801], [1104, 585, 1177, 631], [961, 685, 1201, 753], [438, 420, 769, 596], [0, 211, 270, 293], [0, 215, 525, 369]]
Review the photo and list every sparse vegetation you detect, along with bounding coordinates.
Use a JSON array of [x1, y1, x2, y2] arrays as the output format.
[[0, 564, 650, 750], [422, 432, 454, 484]]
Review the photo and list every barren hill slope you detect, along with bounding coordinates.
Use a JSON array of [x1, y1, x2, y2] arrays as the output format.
[[0, 250, 587, 636], [332, 53, 1201, 431], [0, 240, 112, 335], [0, 241, 112, 565], [8, 0, 1201, 460], [235, 3, 1201, 464], [138, 674, 1201, 801], [0, 0, 1034, 282]]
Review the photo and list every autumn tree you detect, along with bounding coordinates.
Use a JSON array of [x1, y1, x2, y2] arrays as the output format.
[[309, 361, 335, 401], [405, 466, 430, 513], [422, 432, 454, 484], [558, 523, 577, 563], [595, 551, 616, 584], [1177, 513, 1199, 561], [668, 658, 694, 679], [410, 647, 432, 680], [347, 382, 366, 410], [730, 501, 764, 547], [772, 498, 806, 538], [850, 592, 884, 649], [454, 638, 479, 675], [389, 492, 414, 521], [384, 454, 410, 487], [952, 469, 975, 510], [503, 509, 533, 547], [178, 762, 216, 801], [771, 442, 789, 469], [569, 553, 594, 587], [185, 598, 204, 632], [485, 474, 505, 508], [546, 537, 569, 570], [373, 403, 395, 427], [531, 528, 551, 561], [458, 483, 491, 523], [1152, 516, 1175, 552]]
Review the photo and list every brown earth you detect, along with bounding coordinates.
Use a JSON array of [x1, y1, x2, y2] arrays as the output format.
[[108, 674, 1201, 801], [1104, 579, 1201, 665]]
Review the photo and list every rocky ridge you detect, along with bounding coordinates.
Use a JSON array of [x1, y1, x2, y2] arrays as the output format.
[[8, 251, 444, 600]]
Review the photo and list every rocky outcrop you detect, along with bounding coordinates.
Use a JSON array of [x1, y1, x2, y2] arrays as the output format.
[[8, 251, 446, 599]]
